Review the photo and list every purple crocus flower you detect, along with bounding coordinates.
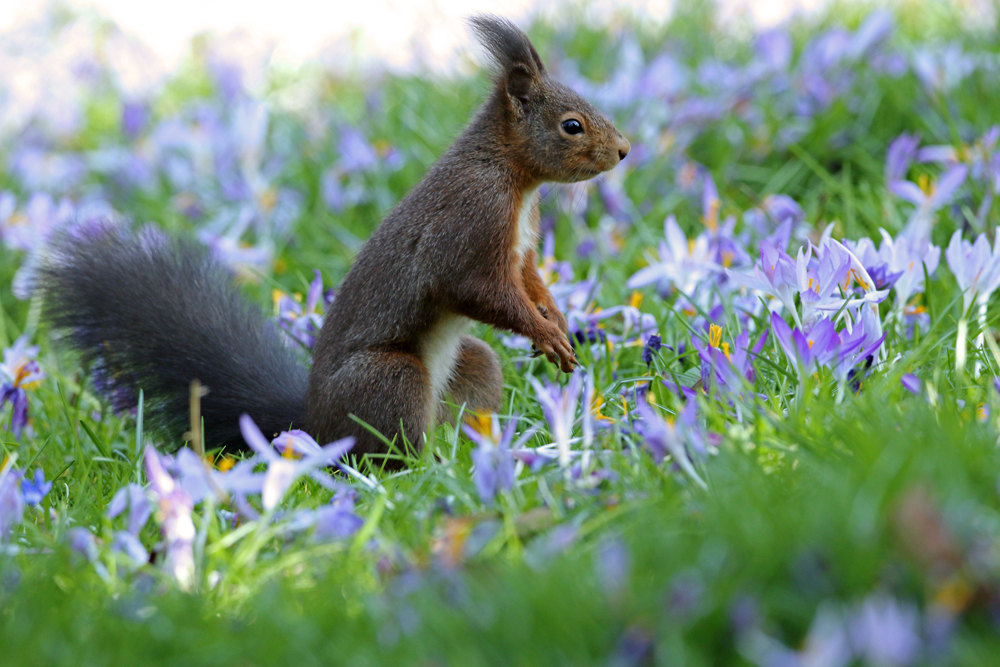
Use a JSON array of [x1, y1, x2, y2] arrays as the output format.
[[172, 448, 264, 510], [144, 446, 195, 588], [877, 229, 941, 310], [313, 489, 364, 542], [338, 128, 379, 173], [741, 603, 852, 667], [275, 269, 327, 349], [832, 310, 886, 383], [798, 240, 851, 318], [121, 100, 149, 139], [693, 328, 769, 395], [111, 531, 149, 568], [67, 526, 99, 563], [0, 335, 46, 440], [945, 228, 1000, 316], [596, 172, 634, 224], [755, 29, 793, 71], [0, 465, 24, 544], [0, 193, 69, 255], [770, 313, 846, 376], [239, 415, 354, 511], [582, 304, 658, 350], [627, 215, 720, 299], [842, 237, 903, 291], [198, 228, 273, 281], [913, 42, 975, 93], [728, 241, 802, 326], [528, 372, 584, 467], [467, 417, 515, 504], [463, 414, 538, 504], [900, 374, 922, 395], [108, 483, 152, 536], [891, 164, 967, 212], [885, 132, 920, 188], [891, 164, 967, 249], [850, 594, 922, 667], [21, 469, 51, 506], [699, 171, 748, 270], [537, 230, 575, 286], [642, 334, 662, 366], [771, 312, 884, 382], [800, 238, 889, 329], [743, 195, 804, 247], [633, 397, 707, 489]]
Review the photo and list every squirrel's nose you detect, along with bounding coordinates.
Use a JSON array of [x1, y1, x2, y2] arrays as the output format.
[[617, 137, 630, 162]]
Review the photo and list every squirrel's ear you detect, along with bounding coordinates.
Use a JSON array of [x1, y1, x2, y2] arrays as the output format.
[[506, 64, 535, 115], [468, 14, 547, 78]]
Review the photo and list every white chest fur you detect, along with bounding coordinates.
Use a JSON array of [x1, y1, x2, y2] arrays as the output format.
[[420, 314, 472, 409], [514, 186, 540, 263]]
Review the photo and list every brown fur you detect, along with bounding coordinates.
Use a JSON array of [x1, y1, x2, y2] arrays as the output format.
[[437, 336, 504, 424], [306, 15, 629, 460]]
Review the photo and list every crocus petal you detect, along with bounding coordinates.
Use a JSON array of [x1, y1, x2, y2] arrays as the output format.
[[889, 180, 926, 206], [930, 164, 967, 209], [239, 414, 275, 459]]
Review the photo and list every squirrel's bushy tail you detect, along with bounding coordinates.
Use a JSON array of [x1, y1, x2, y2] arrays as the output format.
[[40, 226, 309, 450]]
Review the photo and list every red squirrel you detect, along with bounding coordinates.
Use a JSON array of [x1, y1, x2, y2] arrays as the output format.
[[40, 15, 629, 461]]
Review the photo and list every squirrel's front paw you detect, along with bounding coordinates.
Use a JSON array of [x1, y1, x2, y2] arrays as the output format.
[[532, 322, 577, 373], [537, 304, 570, 337]]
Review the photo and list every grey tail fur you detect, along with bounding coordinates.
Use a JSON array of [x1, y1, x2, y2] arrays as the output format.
[[39, 225, 309, 450]]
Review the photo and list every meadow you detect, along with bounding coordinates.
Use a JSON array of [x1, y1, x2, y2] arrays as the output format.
[[2, 2, 1000, 664]]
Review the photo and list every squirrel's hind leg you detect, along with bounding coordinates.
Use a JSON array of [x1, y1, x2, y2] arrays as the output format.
[[437, 336, 503, 424], [308, 348, 431, 463]]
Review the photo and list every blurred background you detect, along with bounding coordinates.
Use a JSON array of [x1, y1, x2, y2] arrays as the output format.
[[0, 0, 832, 73]]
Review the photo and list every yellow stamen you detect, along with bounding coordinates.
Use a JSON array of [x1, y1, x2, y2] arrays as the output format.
[[473, 413, 493, 438], [846, 268, 870, 291], [918, 173, 936, 198], [687, 239, 696, 254], [217, 456, 236, 472], [629, 291, 643, 310], [703, 199, 720, 232], [709, 324, 722, 348], [904, 296, 927, 316], [591, 395, 614, 423], [258, 188, 278, 212], [721, 342, 731, 360]]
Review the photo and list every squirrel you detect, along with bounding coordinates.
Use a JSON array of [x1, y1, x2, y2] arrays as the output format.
[[39, 15, 630, 462]]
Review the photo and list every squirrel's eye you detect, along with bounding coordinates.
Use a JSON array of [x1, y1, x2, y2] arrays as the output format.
[[561, 118, 584, 135]]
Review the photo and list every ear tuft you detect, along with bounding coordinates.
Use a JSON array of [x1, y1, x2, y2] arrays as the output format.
[[467, 14, 546, 77]]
